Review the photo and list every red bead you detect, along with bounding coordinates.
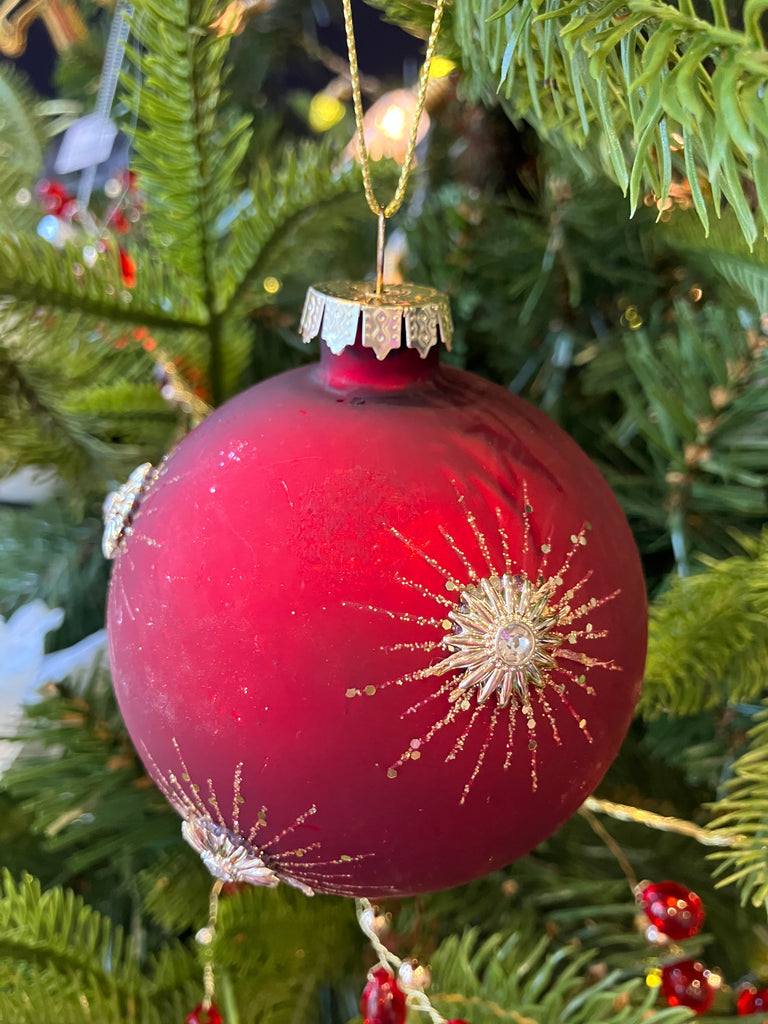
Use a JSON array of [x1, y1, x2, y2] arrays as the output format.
[[112, 208, 131, 234], [185, 1003, 223, 1024], [118, 247, 136, 288], [640, 881, 705, 940], [661, 960, 715, 1015], [737, 987, 768, 1015], [36, 179, 73, 215], [360, 967, 407, 1024]]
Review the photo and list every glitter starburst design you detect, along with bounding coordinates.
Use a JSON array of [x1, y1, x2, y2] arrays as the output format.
[[440, 573, 561, 708], [141, 738, 392, 897], [347, 482, 622, 800], [181, 816, 314, 895]]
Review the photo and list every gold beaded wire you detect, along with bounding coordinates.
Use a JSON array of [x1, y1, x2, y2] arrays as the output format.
[[341, 0, 447, 293]]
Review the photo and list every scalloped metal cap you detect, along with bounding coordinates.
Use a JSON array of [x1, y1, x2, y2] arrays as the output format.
[[299, 281, 453, 360]]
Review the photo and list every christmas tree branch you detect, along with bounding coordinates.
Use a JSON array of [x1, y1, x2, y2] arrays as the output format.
[[708, 702, 768, 907], [640, 532, 768, 717], [585, 302, 768, 565], [218, 141, 375, 315], [0, 871, 200, 1024], [439, 0, 768, 244], [427, 928, 695, 1024], [123, 0, 253, 403], [0, 234, 210, 331]]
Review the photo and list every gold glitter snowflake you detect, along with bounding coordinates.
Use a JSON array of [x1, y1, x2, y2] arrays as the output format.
[[348, 483, 621, 800]]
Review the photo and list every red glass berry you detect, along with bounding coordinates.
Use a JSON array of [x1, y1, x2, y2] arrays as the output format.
[[737, 987, 768, 1015], [360, 967, 407, 1024], [112, 208, 131, 234], [640, 881, 705, 940], [118, 247, 137, 288], [185, 1003, 223, 1024], [661, 960, 715, 1015], [36, 179, 73, 215]]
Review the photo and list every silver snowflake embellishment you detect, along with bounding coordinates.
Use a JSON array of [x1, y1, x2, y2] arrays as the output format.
[[102, 461, 158, 559], [439, 573, 561, 707], [181, 817, 315, 896]]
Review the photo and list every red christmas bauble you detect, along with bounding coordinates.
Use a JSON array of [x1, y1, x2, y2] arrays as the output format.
[[640, 880, 705, 940], [186, 1003, 223, 1024], [360, 967, 407, 1024], [661, 960, 715, 1015], [737, 987, 768, 1016], [107, 285, 646, 897]]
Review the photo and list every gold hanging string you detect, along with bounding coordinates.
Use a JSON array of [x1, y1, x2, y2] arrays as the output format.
[[582, 796, 739, 847], [342, 0, 446, 293]]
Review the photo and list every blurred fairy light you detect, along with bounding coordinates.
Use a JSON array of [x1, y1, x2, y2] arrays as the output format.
[[210, 0, 276, 36], [263, 276, 281, 294], [309, 91, 346, 132], [646, 969, 663, 989], [428, 55, 455, 79], [346, 88, 431, 164], [380, 103, 406, 139], [621, 304, 644, 330]]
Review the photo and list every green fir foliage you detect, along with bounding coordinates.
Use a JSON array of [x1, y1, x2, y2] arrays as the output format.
[[642, 534, 768, 718], [447, 0, 768, 245], [0, 0, 375, 493], [0, 870, 198, 1024], [427, 927, 695, 1024], [4, 0, 768, 1020], [708, 702, 768, 909]]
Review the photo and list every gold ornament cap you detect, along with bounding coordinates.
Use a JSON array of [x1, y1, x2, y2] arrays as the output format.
[[299, 281, 453, 360]]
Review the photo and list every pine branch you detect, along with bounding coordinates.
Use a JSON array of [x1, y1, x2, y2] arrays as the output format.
[[450, 0, 768, 245], [664, 209, 768, 313], [0, 871, 199, 1024], [217, 140, 374, 314], [584, 302, 768, 565], [0, 69, 46, 228], [427, 927, 695, 1024], [0, 304, 183, 487], [0, 231, 210, 331], [123, 0, 254, 403], [2, 667, 181, 881], [708, 702, 768, 908], [640, 533, 768, 718]]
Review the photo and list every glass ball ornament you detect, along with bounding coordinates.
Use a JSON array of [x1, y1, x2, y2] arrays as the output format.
[[360, 967, 407, 1024], [737, 987, 768, 1016], [639, 880, 705, 940], [661, 960, 715, 1015], [186, 1003, 223, 1024], [107, 282, 647, 897]]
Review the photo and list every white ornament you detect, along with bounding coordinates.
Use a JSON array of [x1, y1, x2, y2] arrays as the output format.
[[0, 601, 106, 773]]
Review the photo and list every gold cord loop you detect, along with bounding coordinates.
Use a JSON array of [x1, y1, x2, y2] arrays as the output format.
[[342, 0, 446, 223]]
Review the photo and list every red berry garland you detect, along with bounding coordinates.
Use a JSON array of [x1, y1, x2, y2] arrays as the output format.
[[737, 987, 768, 1016], [640, 881, 705, 940], [360, 967, 407, 1024], [186, 1003, 223, 1024], [661, 960, 715, 1015]]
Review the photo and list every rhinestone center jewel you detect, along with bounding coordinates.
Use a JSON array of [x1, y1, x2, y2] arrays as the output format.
[[495, 620, 536, 667]]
